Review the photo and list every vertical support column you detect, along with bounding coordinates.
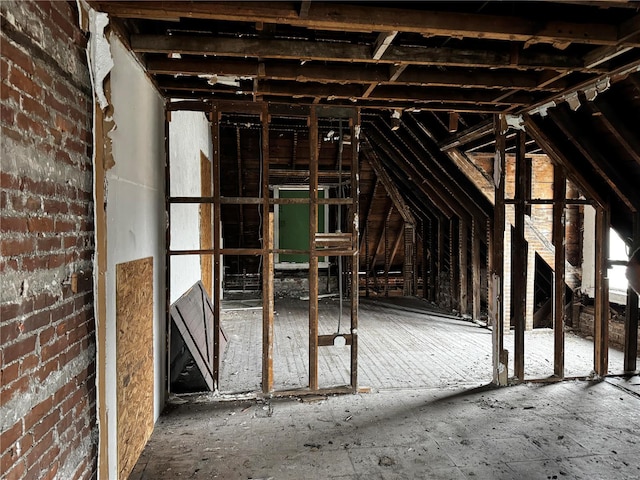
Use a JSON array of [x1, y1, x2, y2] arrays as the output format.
[[261, 106, 274, 393], [437, 216, 445, 306], [423, 219, 430, 300], [513, 130, 528, 381], [624, 215, 639, 372], [594, 206, 610, 376], [450, 219, 459, 311], [403, 225, 414, 296], [164, 109, 172, 397], [472, 219, 482, 321], [491, 114, 508, 385], [384, 217, 390, 296], [552, 165, 566, 378], [459, 218, 469, 316], [211, 106, 221, 390], [309, 107, 319, 390], [350, 110, 360, 392], [365, 223, 370, 298]]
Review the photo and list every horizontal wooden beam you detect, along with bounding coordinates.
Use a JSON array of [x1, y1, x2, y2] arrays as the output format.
[[132, 35, 592, 72], [146, 57, 567, 92], [92, 1, 635, 47]]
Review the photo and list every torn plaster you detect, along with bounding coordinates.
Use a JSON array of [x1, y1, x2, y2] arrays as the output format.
[[564, 92, 581, 111], [505, 114, 525, 131], [88, 9, 114, 111], [529, 100, 557, 118]]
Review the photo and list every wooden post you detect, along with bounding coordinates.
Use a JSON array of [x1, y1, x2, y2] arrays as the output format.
[[309, 107, 319, 390], [437, 216, 445, 306], [594, 206, 610, 376], [459, 218, 469, 316], [450, 219, 458, 311], [513, 130, 528, 381], [211, 106, 221, 390], [350, 110, 360, 392], [472, 219, 482, 321], [624, 214, 639, 372], [423, 219, 430, 300], [404, 224, 415, 296], [552, 165, 566, 378], [491, 114, 507, 385], [261, 105, 274, 393]]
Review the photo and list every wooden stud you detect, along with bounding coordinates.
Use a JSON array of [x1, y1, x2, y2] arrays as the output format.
[[211, 105, 222, 390], [261, 105, 274, 393], [450, 218, 459, 311], [593, 206, 610, 376], [459, 219, 469, 315], [513, 130, 528, 381], [403, 224, 415, 296], [553, 165, 566, 378], [309, 106, 319, 390], [351, 109, 360, 391], [437, 215, 445, 306], [491, 114, 507, 385], [472, 219, 482, 321], [624, 215, 639, 372]]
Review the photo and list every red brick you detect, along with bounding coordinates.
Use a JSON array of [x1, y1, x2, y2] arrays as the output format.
[[0, 420, 23, 451], [44, 91, 69, 116], [54, 80, 73, 101], [0, 172, 20, 191], [3, 335, 37, 365], [16, 112, 47, 138], [39, 325, 56, 345], [25, 429, 54, 467], [0, 362, 20, 389], [1, 103, 15, 124], [0, 237, 35, 256], [10, 68, 41, 98], [41, 337, 67, 364], [33, 408, 60, 442], [26, 216, 55, 233], [35, 63, 54, 88], [0, 216, 28, 233], [2, 40, 34, 75], [0, 258, 19, 273], [64, 137, 87, 156], [0, 80, 20, 103], [20, 177, 55, 196], [1, 376, 29, 408], [55, 218, 76, 232], [23, 397, 54, 431], [0, 318, 23, 343], [17, 344, 39, 369], [22, 95, 50, 121], [3, 459, 26, 480], [55, 148, 75, 166], [37, 236, 62, 252], [34, 358, 60, 383]]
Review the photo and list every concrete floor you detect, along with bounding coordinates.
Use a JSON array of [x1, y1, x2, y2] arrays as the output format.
[[134, 297, 640, 479]]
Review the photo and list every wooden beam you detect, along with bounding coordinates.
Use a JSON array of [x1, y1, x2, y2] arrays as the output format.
[[211, 105, 222, 389], [491, 114, 508, 385], [299, 0, 311, 18], [363, 148, 416, 225], [261, 105, 274, 394], [513, 130, 528, 381], [624, 215, 640, 372], [309, 106, 319, 391], [95, 2, 630, 47], [459, 218, 469, 316], [404, 224, 415, 296], [548, 108, 638, 212], [439, 119, 494, 151], [131, 34, 590, 71], [589, 99, 640, 168], [372, 31, 398, 60], [472, 218, 482, 321], [371, 201, 394, 273], [350, 110, 360, 392], [450, 218, 459, 311], [553, 165, 566, 378], [593, 206, 610, 376], [359, 177, 380, 253], [523, 115, 605, 208]]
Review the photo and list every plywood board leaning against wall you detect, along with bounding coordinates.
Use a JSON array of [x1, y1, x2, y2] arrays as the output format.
[[116, 257, 154, 480], [200, 150, 213, 297]]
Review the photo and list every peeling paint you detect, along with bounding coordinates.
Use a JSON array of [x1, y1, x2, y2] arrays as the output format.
[[88, 9, 114, 111], [564, 92, 581, 111], [505, 114, 525, 131], [529, 100, 557, 118]]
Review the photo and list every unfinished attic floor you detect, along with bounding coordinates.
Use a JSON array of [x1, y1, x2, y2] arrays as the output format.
[[133, 297, 640, 479], [131, 378, 640, 479]]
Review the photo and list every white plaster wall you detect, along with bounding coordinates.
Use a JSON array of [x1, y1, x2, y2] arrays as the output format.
[[105, 37, 166, 480], [169, 110, 212, 303]]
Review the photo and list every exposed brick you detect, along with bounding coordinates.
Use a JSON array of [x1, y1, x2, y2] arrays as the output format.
[[36, 235, 62, 252], [23, 397, 54, 432], [26, 216, 55, 233], [2, 40, 35, 75], [0, 237, 35, 257], [10, 67, 41, 99], [3, 459, 26, 480], [0, 318, 22, 344], [0, 171, 20, 190], [1, 102, 16, 124], [33, 408, 61, 442], [18, 352, 39, 375], [0, 362, 20, 390], [25, 430, 55, 468], [3, 336, 37, 365], [1, 376, 29, 408], [22, 94, 50, 121], [0, 216, 28, 233], [0, 421, 23, 451]]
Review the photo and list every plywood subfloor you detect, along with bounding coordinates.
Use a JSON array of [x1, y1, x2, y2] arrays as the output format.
[[218, 297, 635, 394]]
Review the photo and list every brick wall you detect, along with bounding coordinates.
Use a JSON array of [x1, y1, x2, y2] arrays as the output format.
[[0, 2, 97, 479]]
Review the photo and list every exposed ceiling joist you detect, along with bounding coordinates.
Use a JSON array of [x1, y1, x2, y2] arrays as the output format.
[[94, 1, 639, 47]]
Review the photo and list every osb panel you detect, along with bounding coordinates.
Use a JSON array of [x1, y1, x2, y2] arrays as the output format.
[[116, 257, 154, 480], [200, 151, 213, 298]]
